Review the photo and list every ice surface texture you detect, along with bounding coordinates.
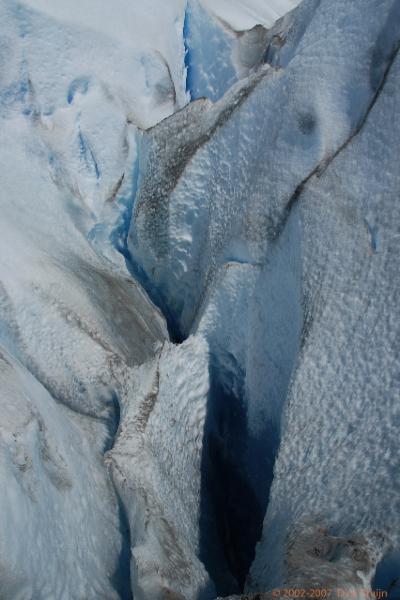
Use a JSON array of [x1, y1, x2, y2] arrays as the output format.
[[0, 0, 175, 597], [130, 0, 400, 595], [1, 0, 399, 598], [108, 337, 214, 599]]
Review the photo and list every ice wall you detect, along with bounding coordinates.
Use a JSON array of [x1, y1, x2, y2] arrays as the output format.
[[129, 0, 400, 594]]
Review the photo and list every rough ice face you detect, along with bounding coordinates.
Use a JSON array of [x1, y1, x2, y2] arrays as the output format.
[[0, 1, 182, 598], [129, 0, 400, 426], [129, 0, 400, 593], [108, 336, 214, 600], [249, 43, 400, 595], [0, 0, 189, 271], [0, 5, 218, 595], [0, 107, 168, 598], [0, 107, 167, 411], [0, 347, 123, 600], [129, 65, 273, 339], [130, 0, 400, 337]]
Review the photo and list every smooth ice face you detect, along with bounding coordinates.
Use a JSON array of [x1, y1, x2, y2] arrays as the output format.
[[200, 0, 301, 30], [184, 0, 272, 103], [184, 0, 304, 104]]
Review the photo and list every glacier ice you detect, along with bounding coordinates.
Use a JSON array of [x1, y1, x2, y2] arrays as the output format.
[[0, 0, 177, 598], [249, 34, 400, 594], [200, 0, 301, 31], [129, 0, 400, 595], [0, 0, 400, 598], [108, 336, 214, 599], [129, 0, 400, 478], [184, 0, 271, 103], [0, 346, 124, 599]]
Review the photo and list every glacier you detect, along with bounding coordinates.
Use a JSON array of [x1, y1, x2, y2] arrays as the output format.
[[0, 0, 399, 598]]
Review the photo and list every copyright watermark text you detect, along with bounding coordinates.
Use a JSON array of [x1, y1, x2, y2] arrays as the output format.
[[271, 589, 388, 599]]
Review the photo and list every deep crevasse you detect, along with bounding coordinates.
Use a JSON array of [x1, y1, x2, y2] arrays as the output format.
[[0, 0, 400, 599]]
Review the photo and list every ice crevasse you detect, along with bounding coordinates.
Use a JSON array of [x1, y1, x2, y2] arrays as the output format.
[[0, 0, 399, 599]]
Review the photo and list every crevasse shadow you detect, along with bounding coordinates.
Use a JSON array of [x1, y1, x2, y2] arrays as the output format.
[[198, 361, 278, 597]]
